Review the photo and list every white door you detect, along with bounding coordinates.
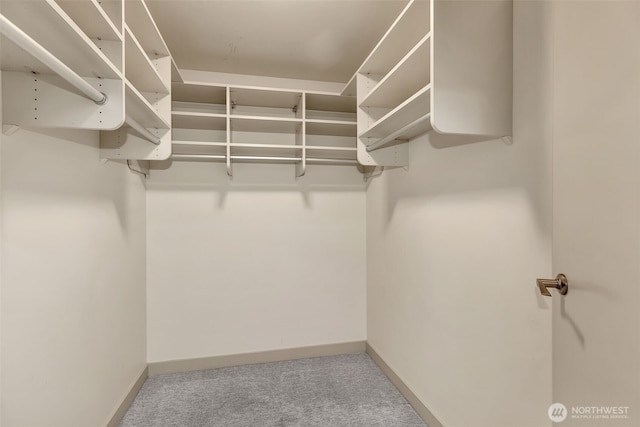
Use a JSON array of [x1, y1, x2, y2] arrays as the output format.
[[549, 1, 640, 426]]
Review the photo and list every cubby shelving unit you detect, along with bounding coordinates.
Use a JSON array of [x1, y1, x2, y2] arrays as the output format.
[[1, 0, 173, 162], [99, 0, 172, 161], [350, 0, 512, 167], [171, 82, 358, 178]]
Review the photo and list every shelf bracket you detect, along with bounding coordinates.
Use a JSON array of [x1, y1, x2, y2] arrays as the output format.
[[363, 166, 384, 183], [2, 124, 20, 136], [127, 160, 149, 179], [502, 136, 513, 145]]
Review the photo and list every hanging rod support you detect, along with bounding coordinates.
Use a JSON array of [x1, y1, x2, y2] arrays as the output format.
[[366, 113, 431, 152], [0, 13, 108, 105], [125, 115, 161, 145], [127, 160, 148, 179]]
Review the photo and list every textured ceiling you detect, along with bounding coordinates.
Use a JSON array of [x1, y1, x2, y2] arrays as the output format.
[[146, 0, 407, 83]]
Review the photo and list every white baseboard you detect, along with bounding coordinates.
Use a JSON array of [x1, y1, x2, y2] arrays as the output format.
[[106, 366, 148, 427], [148, 340, 367, 376], [366, 343, 444, 427]]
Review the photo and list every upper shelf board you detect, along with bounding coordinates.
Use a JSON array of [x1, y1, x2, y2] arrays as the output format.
[[172, 83, 226, 104], [306, 93, 356, 114], [360, 84, 431, 139], [56, 0, 122, 42], [360, 33, 430, 109], [124, 26, 169, 94], [124, 0, 171, 57], [343, 0, 429, 94], [230, 87, 302, 110], [0, 0, 121, 79]]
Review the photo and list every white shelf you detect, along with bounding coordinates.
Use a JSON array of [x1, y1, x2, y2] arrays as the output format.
[[125, 26, 169, 94], [173, 83, 226, 104], [172, 101, 226, 116], [170, 83, 358, 174], [99, 0, 173, 161], [353, 0, 431, 167], [0, 0, 124, 130], [360, 85, 431, 140], [306, 93, 356, 114], [360, 33, 430, 109], [231, 106, 300, 120], [171, 86, 227, 131], [0, 0, 175, 161], [306, 121, 357, 137], [0, 0, 121, 80], [354, 0, 429, 77], [306, 145, 356, 152], [231, 116, 301, 133], [56, 0, 122, 42], [124, 0, 170, 57], [230, 87, 302, 111], [306, 110, 356, 122], [125, 80, 170, 129], [172, 113, 226, 130]]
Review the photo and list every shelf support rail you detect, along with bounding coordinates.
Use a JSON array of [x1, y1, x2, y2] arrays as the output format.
[[0, 13, 108, 105], [125, 115, 161, 145], [366, 113, 431, 152]]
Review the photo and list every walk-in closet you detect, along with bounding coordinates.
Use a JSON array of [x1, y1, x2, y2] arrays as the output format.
[[1, 1, 639, 426]]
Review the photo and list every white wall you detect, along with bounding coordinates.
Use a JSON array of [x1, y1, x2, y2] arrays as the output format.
[[146, 162, 366, 362], [366, 3, 553, 426], [0, 66, 3, 425], [0, 124, 147, 426]]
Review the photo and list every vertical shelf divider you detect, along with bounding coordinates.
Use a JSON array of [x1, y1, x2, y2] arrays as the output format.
[[296, 93, 306, 178], [226, 86, 233, 177]]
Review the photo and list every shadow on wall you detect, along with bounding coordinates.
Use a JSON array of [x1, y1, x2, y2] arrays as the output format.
[[370, 121, 550, 243], [428, 132, 502, 149], [1, 127, 143, 233], [148, 160, 366, 209]]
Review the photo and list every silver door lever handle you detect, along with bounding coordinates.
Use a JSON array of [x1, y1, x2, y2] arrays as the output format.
[[537, 273, 568, 296]]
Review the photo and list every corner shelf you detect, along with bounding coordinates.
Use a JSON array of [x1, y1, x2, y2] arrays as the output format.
[[349, 0, 512, 167], [1, 0, 124, 129], [1, 0, 175, 162], [100, 0, 173, 161], [0, 0, 122, 79], [353, 0, 430, 166]]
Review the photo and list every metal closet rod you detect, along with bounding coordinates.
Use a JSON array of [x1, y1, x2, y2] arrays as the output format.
[[173, 154, 301, 162], [0, 13, 107, 105], [366, 113, 431, 152], [125, 115, 161, 145], [172, 154, 358, 165]]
